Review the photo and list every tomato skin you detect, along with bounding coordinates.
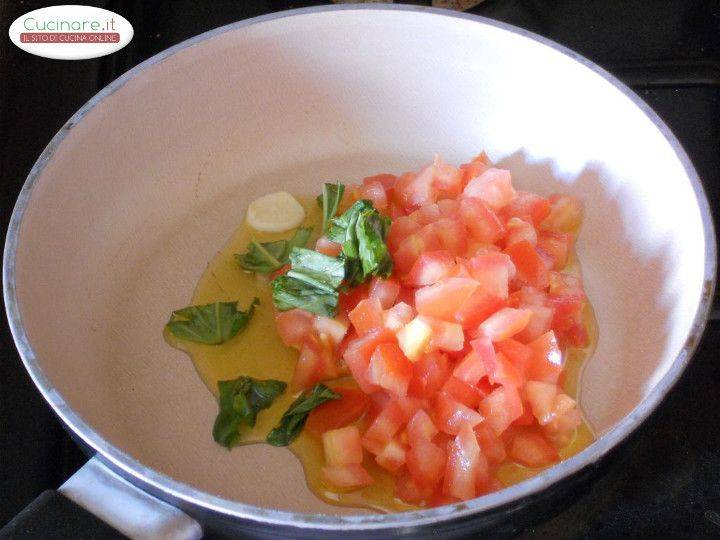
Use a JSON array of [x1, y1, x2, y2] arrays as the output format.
[[338, 283, 370, 317], [343, 329, 395, 394], [415, 278, 479, 321], [526, 331, 563, 384], [478, 307, 532, 342], [479, 386, 524, 436], [367, 343, 413, 397], [442, 376, 485, 408], [349, 298, 385, 336], [369, 277, 401, 309], [306, 387, 371, 436], [408, 351, 451, 399], [435, 392, 484, 435], [443, 422, 482, 501], [505, 240, 549, 289], [459, 197, 505, 243], [406, 439, 446, 488], [406, 409, 439, 447]]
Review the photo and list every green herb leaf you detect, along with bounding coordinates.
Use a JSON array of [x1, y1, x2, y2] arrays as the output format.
[[271, 275, 338, 317], [213, 376, 286, 448], [234, 227, 312, 274], [327, 200, 373, 258], [319, 182, 345, 233], [266, 383, 341, 446], [286, 248, 346, 292], [166, 298, 259, 345], [356, 209, 393, 279]]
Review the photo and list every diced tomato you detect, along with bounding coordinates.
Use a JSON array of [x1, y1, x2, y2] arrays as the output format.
[[509, 431, 559, 468], [396, 316, 433, 361], [315, 236, 343, 257], [358, 179, 388, 212], [408, 351, 451, 399], [362, 400, 406, 454], [433, 218, 468, 256], [323, 426, 364, 465], [409, 203, 442, 226], [406, 409, 439, 447], [547, 294, 584, 335], [466, 252, 512, 298], [477, 307, 532, 342], [343, 329, 394, 393], [313, 316, 349, 347], [541, 195, 583, 233], [376, 439, 407, 472], [565, 321, 589, 348], [526, 331, 563, 384], [291, 340, 324, 390], [432, 155, 463, 198], [455, 338, 491, 385], [383, 301, 415, 332], [479, 386, 524, 435], [442, 376, 484, 408], [474, 423, 507, 464], [499, 190, 551, 226], [388, 216, 421, 252], [337, 283, 370, 317], [505, 240, 549, 289], [504, 217, 538, 247], [443, 422, 482, 500], [395, 471, 435, 504], [348, 298, 384, 336], [306, 387, 371, 435], [415, 278, 479, 321], [544, 406, 582, 447], [274, 309, 314, 348], [455, 290, 506, 329], [548, 272, 585, 297], [512, 405, 536, 426], [437, 198, 460, 218], [406, 439, 446, 487], [537, 231, 573, 270], [462, 168, 517, 209], [392, 228, 442, 274], [367, 343, 413, 397], [394, 166, 437, 211], [495, 339, 532, 377], [404, 250, 455, 287], [459, 156, 490, 188], [515, 304, 554, 343], [396, 396, 430, 420], [435, 392, 484, 435], [364, 173, 397, 191], [321, 464, 374, 489], [524, 381, 559, 425], [423, 316, 465, 352], [482, 351, 523, 388], [459, 197, 505, 243], [369, 277, 401, 309]]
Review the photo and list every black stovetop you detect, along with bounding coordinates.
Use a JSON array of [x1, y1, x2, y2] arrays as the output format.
[[1, 1, 719, 537]]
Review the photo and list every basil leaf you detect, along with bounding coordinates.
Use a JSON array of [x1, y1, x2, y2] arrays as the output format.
[[320, 182, 345, 233], [213, 376, 286, 448], [166, 298, 259, 345], [271, 275, 338, 317], [286, 248, 346, 292], [327, 200, 373, 258], [266, 383, 341, 446], [356, 210, 393, 278], [235, 227, 312, 274]]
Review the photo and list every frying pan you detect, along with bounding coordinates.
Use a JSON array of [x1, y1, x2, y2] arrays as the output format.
[[3, 5, 716, 538]]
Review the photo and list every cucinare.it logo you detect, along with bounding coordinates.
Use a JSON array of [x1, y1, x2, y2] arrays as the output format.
[[8, 5, 133, 60]]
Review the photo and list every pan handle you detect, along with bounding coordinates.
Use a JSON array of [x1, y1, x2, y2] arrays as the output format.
[[0, 456, 202, 540]]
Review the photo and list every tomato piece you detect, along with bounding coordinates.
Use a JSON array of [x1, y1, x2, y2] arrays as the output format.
[[482, 351, 523, 388], [337, 283, 370, 317], [376, 438, 407, 472], [477, 307, 532, 342], [495, 339, 532, 377], [395, 471, 435, 504], [479, 386, 524, 436], [504, 217, 538, 247], [313, 315, 349, 347], [432, 155, 463, 198], [404, 250, 456, 287], [409, 203, 442, 226], [415, 277, 479, 321], [454, 289, 506, 329], [321, 464, 374, 489], [548, 271, 585, 297], [362, 400, 407, 455], [396, 316, 433, 361], [422, 316, 465, 352], [408, 351, 451, 399], [392, 228, 442, 275], [459, 197, 505, 243], [358, 179, 388, 212], [541, 194, 583, 233], [443, 422, 482, 500], [454, 339, 491, 385], [364, 173, 397, 191], [291, 339, 325, 390], [435, 392, 484, 435], [499, 190, 551, 226], [466, 252, 512, 298], [524, 381, 559, 426], [388, 215, 421, 252], [343, 329, 394, 393], [367, 343, 413, 397], [433, 218, 468, 256], [315, 236, 343, 257], [437, 198, 460, 218], [544, 406, 582, 447], [442, 376, 484, 408], [474, 423, 507, 465], [348, 298, 384, 336], [406, 409, 439, 447], [505, 240, 549, 289], [383, 301, 415, 332], [509, 430, 559, 468], [306, 387, 371, 436], [462, 168, 517, 209], [459, 156, 490, 188], [537, 231, 573, 270], [396, 396, 430, 420], [526, 331, 563, 383], [369, 277, 401, 309], [394, 166, 438, 211], [274, 309, 314, 348], [406, 439, 446, 487], [323, 426, 364, 466], [515, 303, 554, 343]]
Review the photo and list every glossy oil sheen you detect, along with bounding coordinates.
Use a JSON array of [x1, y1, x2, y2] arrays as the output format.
[[166, 195, 598, 512]]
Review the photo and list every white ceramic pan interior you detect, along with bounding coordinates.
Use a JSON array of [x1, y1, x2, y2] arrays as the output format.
[[4, 5, 715, 528]]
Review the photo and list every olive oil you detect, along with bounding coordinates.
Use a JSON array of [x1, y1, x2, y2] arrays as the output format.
[[165, 197, 598, 512]]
